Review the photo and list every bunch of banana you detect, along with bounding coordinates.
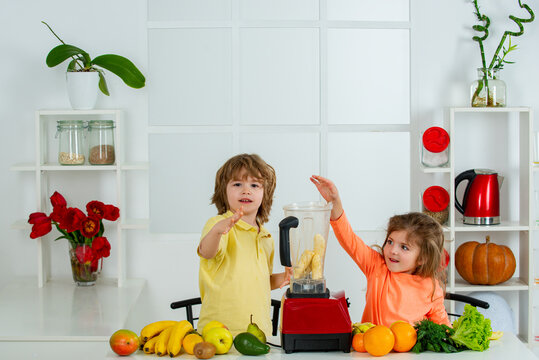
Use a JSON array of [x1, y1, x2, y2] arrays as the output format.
[[167, 320, 194, 357], [294, 234, 326, 280], [140, 320, 178, 344], [352, 322, 375, 335], [139, 320, 194, 357]]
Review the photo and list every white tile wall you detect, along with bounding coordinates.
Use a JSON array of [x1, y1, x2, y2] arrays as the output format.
[[240, 28, 320, 125], [327, 0, 409, 21], [239, 0, 319, 20], [148, 0, 232, 21], [327, 29, 410, 124], [148, 29, 232, 126], [148, 1, 411, 233]]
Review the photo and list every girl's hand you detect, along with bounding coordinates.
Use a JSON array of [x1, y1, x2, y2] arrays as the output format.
[[310, 175, 339, 203], [310, 175, 344, 220], [217, 206, 244, 235]]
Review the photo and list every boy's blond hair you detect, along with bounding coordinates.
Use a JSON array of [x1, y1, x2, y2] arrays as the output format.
[[211, 154, 276, 224]]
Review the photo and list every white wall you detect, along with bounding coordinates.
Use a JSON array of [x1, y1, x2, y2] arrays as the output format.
[[1, 0, 538, 333]]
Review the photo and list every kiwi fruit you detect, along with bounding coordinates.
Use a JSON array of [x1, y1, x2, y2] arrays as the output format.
[[194, 341, 217, 359]]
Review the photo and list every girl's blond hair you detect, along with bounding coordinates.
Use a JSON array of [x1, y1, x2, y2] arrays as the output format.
[[211, 153, 276, 224], [381, 212, 446, 300]]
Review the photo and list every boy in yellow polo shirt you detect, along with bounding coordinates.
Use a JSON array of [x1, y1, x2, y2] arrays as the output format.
[[198, 154, 291, 336]]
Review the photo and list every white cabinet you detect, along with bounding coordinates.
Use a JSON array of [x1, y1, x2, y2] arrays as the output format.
[[10, 109, 148, 288], [421, 107, 536, 346]]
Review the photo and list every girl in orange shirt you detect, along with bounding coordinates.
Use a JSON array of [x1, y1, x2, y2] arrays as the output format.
[[311, 175, 450, 327]]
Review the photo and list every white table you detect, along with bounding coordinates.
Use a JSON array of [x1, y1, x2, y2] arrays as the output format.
[[1, 332, 537, 360], [0, 277, 536, 359]]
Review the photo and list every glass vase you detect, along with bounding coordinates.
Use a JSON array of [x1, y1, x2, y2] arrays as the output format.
[[470, 68, 506, 107], [69, 246, 102, 286]]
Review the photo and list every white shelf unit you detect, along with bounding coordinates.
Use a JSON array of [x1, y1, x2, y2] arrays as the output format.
[[422, 107, 535, 346], [11, 109, 148, 288]]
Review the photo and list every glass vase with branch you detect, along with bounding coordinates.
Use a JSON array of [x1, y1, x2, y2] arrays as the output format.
[[470, 0, 534, 107]]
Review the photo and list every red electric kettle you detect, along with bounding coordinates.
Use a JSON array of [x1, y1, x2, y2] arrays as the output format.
[[455, 169, 504, 225]]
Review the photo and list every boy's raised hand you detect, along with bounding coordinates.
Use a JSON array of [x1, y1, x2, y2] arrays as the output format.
[[199, 206, 245, 259], [219, 206, 244, 235]]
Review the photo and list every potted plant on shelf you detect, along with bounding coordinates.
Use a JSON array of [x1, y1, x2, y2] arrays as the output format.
[[470, 0, 534, 107], [28, 191, 120, 286], [42, 21, 146, 110]]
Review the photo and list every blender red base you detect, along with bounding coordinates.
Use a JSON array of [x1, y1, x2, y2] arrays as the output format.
[[280, 289, 352, 353]]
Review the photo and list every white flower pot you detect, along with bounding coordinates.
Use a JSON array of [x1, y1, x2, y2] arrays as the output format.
[[66, 71, 100, 110]]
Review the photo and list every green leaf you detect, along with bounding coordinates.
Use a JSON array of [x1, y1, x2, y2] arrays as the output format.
[[67, 59, 77, 71], [97, 70, 110, 96], [91, 54, 145, 89], [46, 44, 91, 68]]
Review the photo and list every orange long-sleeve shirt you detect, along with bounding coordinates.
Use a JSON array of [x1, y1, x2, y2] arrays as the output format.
[[331, 212, 450, 327]]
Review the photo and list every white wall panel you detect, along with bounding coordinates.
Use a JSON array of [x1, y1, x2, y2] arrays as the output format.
[[148, 0, 231, 21], [240, 0, 319, 20], [149, 133, 234, 233], [327, 29, 410, 125], [328, 132, 410, 230], [239, 132, 321, 232], [327, 0, 409, 21], [240, 28, 320, 125], [148, 29, 232, 126]]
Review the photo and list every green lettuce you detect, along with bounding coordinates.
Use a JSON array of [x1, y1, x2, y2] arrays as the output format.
[[450, 304, 492, 351]]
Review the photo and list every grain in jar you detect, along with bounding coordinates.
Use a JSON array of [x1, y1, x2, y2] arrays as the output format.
[[56, 120, 85, 165], [422, 186, 449, 225], [87, 120, 115, 165]]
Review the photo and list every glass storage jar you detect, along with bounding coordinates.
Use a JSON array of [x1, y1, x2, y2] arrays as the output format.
[[87, 120, 115, 165], [421, 127, 450, 167], [56, 120, 85, 165], [422, 186, 449, 225]]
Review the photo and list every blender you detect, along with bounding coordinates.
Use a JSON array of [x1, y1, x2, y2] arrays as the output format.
[[279, 202, 351, 353]]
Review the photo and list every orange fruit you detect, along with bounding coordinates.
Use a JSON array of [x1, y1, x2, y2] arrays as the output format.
[[363, 325, 395, 357], [390, 321, 417, 352], [352, 333, 366, 352], [182, 332, 204, 355]]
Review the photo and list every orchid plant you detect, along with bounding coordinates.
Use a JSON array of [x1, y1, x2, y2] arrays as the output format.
[[42, 21, 145, 96]]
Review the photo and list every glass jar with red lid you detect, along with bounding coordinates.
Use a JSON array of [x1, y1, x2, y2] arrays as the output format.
[[421, 127, 450, 167], [422, 186, 449, 225]]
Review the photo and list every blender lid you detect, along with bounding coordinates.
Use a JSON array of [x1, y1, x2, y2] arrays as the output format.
[[283, 201, 332, 211]]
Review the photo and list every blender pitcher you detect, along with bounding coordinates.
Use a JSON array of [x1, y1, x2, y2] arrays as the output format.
[[279, 202, 332, 295]]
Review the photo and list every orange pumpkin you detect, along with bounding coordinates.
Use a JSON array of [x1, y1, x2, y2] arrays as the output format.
[[455, 235, 516, 285]]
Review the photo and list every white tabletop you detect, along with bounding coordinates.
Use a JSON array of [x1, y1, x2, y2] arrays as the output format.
[[0, 277, 536, 359], [1, 332, 537, 360]]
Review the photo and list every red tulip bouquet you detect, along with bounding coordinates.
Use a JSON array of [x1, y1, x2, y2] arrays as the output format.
[[28, 191, 120, 285]]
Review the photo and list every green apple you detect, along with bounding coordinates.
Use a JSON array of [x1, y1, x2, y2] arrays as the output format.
[[204, 327, 233, 354]]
